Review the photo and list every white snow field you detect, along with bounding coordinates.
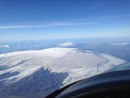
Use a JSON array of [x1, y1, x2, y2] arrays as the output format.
[[0, 47, 126, 98]]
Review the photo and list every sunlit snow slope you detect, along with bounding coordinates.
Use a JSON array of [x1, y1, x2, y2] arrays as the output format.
[[0, 47, 126, 98]]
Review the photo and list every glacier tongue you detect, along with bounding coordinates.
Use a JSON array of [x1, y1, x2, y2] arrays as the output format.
[[0, 47, 126, 98]]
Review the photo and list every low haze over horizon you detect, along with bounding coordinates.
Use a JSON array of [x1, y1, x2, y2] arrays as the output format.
[[0, 0, 130, 41]]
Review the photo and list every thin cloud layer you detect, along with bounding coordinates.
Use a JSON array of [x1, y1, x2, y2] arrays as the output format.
[[0, 22, 96, 29]]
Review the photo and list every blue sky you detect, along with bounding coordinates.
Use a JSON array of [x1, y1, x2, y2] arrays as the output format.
[[0, 0, 130, 41]]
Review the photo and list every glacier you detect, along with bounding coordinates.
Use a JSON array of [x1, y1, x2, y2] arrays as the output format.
[[0, 47, 126, 98]]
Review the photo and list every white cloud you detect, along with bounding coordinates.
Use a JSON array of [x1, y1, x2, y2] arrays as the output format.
[[59, 42, 73, 47], [0, 45, 10, 48], [17, 44, 21, 47], [110, 42, 129, 46], [0, 22, 96, 29]]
